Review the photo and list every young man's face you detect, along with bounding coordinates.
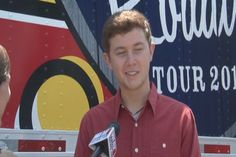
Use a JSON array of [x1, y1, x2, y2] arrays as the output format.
[[0, 75, 11, 126], [104, 28, 155, 91]]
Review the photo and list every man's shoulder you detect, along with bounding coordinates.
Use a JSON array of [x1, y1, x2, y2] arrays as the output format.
[[157, 93, 191, 112], [150, 83, 190, 112], [93, 95, 116, 110], [79, 95, 118, 134], [83, 95, 117, 119], [155, 94, 195, 124]]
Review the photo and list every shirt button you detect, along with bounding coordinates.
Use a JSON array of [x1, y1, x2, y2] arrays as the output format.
[[135, 122, 138, 127], [134, 148, 139, 153]]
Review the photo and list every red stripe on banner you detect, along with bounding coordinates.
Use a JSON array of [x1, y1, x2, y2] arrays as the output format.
[[204, 144, 230, 154], [18, 140, 66, 152]]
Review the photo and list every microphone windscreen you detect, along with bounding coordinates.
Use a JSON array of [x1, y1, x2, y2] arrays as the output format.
[[109, 122, 120, 136]]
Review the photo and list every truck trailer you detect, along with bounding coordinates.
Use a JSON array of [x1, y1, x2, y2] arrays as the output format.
[[0, 0, 236, 156]]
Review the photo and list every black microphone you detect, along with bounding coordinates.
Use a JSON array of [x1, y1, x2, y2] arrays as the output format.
[[89, 122, 120, 157]]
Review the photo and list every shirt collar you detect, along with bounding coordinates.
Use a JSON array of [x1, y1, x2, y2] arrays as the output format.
[[113, 89, 122, 120], [113, 82, 159, 119], [148, 82, 158, 116]]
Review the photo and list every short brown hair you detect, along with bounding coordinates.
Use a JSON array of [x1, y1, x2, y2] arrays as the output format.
[[0, 45, 10, 85], [102, 10, 152, 52]]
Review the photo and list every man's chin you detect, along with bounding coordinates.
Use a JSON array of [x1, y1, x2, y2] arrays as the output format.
[[124, 82, 142, 91]]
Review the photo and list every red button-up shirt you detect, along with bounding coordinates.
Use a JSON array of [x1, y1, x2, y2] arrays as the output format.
[[74, 83, 201, 157]]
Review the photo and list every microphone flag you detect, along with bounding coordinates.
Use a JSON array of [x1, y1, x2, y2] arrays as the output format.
[[89, 127, 117, 157]]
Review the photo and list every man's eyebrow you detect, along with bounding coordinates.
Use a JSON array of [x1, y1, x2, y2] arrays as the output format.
[[113, 42, 145, 52], [134, 42, 145, 47]]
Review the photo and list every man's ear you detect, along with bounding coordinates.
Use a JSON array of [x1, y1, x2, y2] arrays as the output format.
[[149, 44, 156, 61], [103, 52, 112, 70]]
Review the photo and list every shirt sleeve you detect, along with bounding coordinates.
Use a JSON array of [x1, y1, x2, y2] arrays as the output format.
[[74, 113, 92, 157], [181, 107, 201, 157]]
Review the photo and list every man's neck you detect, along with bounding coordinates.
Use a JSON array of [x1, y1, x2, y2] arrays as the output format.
[[120, 82, 151, 114]]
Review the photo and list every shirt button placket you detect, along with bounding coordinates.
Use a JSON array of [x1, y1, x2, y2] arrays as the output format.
[[133, 122, 139, 156]]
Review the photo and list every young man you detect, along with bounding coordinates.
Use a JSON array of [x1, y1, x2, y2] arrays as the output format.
[[74, 10, 201, 157], [0, 45, 17, 157]]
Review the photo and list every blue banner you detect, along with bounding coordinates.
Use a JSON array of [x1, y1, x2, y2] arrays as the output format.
[[74, 0, 236, 137]]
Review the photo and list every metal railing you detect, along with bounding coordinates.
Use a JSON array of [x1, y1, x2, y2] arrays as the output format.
[[1, 128, 236, 157]]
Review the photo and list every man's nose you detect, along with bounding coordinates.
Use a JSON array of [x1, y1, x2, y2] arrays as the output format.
[[126, 52, 136, 65]]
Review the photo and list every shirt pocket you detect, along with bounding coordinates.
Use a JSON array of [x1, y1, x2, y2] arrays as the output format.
[[151, 139, 180, 157], [151, 141, 168, 156]]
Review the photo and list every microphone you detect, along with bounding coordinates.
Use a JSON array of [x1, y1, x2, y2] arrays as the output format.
[[89, 122, 120, 157]]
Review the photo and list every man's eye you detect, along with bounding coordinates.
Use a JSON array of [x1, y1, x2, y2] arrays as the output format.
[[117, 52, 126, 56], [134, 48, 143, 53]]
